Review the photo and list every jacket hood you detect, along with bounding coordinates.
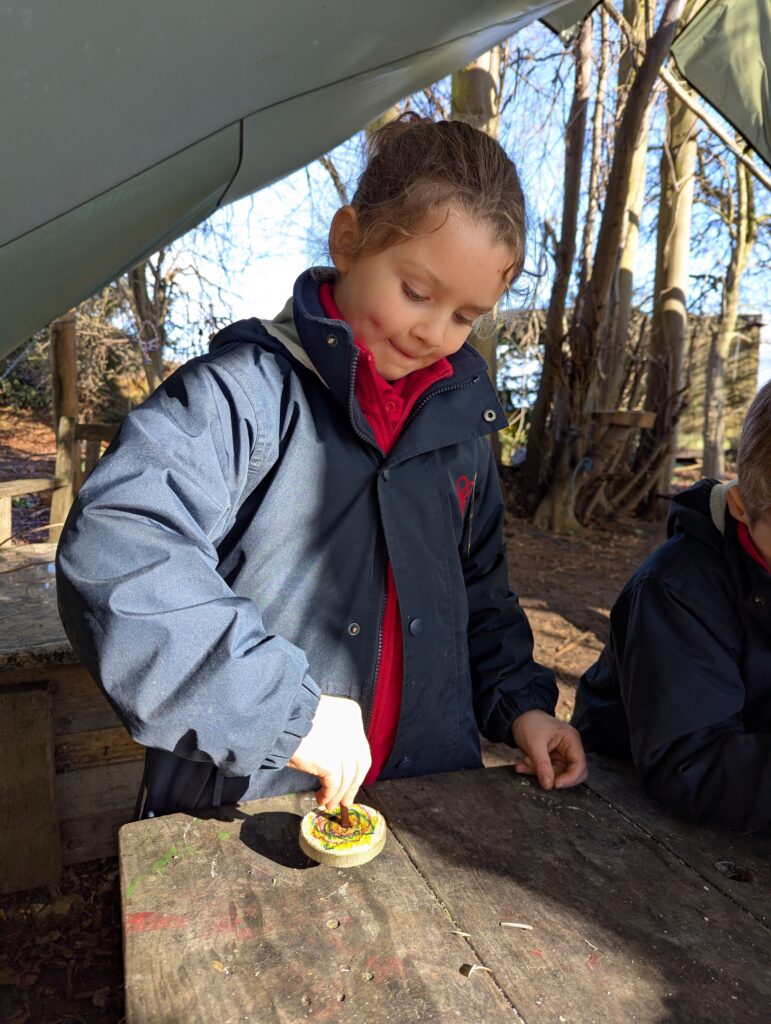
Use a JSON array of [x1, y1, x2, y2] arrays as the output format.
[[666, 478, 735, 551]]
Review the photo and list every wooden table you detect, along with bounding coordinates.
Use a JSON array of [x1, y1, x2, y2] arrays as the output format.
[[120, 755, 770, 1023]]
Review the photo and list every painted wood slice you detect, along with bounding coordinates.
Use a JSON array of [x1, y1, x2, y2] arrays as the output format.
[[299, 803, 387, 868]]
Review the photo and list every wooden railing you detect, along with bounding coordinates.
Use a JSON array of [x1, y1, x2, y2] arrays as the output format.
[[0, 420, 120, 546]]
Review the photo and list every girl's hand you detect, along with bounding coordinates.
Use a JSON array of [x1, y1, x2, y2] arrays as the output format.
[[287, 695, 372, 809], [511, 709, 588, 790]]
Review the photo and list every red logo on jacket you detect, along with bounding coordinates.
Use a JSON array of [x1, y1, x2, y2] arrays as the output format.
[[456, 475, 475, 516]]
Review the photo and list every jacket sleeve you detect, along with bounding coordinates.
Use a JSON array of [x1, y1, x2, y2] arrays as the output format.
[[56, 348, 320, 777], [461, 444, 558, 744], [612, 577, 771, 832]]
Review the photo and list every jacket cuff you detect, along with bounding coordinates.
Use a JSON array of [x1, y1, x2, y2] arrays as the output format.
[[260, 676, 321, 770], [486, 689, 555, 747]]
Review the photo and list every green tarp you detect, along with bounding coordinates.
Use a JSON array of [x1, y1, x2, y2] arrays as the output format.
[[672, 0, 771, 167], [0, 0, 767, 359]]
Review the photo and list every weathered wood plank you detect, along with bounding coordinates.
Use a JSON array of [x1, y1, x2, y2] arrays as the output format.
[[56, 758, 145, 820], [58, 760, 144, 865], [372, 768, 771, 1024], [585, 753, 771, 926], [0, 496, 11, 545], [52, 688, 125, 735], [120, 793, 521, 1024], [0, 476, 60, 498], [74, 421, 119, 443], [55, 724, 144, 772], [0, 688, 59, 893]]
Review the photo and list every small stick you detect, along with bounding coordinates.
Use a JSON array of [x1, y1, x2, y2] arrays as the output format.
[[340, 806, 351, 828]]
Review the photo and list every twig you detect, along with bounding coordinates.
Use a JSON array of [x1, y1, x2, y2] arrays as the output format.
[[554, 630, 594, 657], [500, 921, 534, 930]]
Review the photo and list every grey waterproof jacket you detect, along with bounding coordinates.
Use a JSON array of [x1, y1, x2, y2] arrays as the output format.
[[56, 268, 557, 812]]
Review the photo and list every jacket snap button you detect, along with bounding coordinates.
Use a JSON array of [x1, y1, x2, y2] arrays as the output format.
[[482, 408, 497, 423], [326, 334, 338, 347], [381, 468, 390, 481], [408, 618, 423, 636], [347, 622, 360, 636], [753, 594, 766, 606]]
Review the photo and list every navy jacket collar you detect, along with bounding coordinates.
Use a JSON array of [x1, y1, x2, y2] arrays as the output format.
[[291, 268, 507, 457]]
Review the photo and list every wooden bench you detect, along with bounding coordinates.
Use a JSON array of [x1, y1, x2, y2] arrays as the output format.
[[120, 757, 770, 1023], [0, 476, 61, 547], [0, 542, 144, 893]]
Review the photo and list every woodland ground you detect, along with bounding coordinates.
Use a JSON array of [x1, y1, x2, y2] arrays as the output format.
[[0, 407, 677, 1024]]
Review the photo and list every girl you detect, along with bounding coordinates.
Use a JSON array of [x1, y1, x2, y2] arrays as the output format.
[[57, 115, 587, 818]]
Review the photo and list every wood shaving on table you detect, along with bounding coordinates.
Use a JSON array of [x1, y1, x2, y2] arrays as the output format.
[[460, 963, 492, 977]]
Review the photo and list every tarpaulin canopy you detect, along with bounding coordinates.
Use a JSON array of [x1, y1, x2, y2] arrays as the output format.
[[0, 0, 596, 358], [0, 0, 767, 359], [672, 0, 771, 167]]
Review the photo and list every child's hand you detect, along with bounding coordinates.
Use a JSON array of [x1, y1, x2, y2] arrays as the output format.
[[511, 710, 588, 790], [288, 695, 372, 810]]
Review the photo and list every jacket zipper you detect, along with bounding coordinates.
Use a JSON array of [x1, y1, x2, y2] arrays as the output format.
[[364, 577, 388, 731], [348, 364, 480, 727], [346, 349, 385, 456], [400, 376, 480, 434]]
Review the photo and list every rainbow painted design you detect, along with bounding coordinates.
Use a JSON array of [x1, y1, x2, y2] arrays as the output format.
[[307, 806, 380, 851], [299, 802, 387, 866]]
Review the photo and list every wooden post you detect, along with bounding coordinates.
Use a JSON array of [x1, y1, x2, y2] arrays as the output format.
[[49, 312, 78, 542]]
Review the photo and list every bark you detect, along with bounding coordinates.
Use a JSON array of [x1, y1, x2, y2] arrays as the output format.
[[597, 0, 653, 410], [637, 86, 698, 514], [452, 50, 502, 461], [128, 261, 167, 394], [525, 18, 593, 514], [576, 5, 609, 307], [702, 160, 757, 477]]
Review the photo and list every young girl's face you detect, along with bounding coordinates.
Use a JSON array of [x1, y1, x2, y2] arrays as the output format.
[[330, 205, 513, 381]]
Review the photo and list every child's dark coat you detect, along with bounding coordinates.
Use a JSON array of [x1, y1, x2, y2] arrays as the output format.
[[56, 269, 557, 813], [573, 479, 771, 832]]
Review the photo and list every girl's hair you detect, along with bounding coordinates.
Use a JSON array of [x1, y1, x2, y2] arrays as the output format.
[[344, 113, 526, 282], [737, 379, 771, 523]]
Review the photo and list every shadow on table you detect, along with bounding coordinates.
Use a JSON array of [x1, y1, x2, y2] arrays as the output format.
[[369, 763, 770, 1024], [199, 805, 318, 870]]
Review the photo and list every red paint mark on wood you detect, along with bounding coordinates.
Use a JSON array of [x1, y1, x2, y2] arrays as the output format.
[[201, 902, 254, 941], [586, 953, 602, 970], [365, 954, 407, 980], [530, 949, 544, 957], [126, 911, 189, 933]]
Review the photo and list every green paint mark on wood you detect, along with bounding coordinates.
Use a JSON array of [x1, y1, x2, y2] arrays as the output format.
[[218, 830, 231, 842], [150, 846, 179, 874], [127, 843, 195, 899]]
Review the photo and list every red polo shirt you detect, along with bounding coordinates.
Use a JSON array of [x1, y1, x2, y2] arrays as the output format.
[[738, 521, 770, 572], [318, 282, 452, 781]]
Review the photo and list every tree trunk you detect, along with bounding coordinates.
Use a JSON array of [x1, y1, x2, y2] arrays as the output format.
[[526, 18, 593, 518], [535, 0, 686, 531], [637, 85, 698, 514], [702, 160, 756, 477], [576, 5, 609, 308], [452, 50, 502, 461], [597, 0, 654, 410], [128, 263, 164, 393]]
